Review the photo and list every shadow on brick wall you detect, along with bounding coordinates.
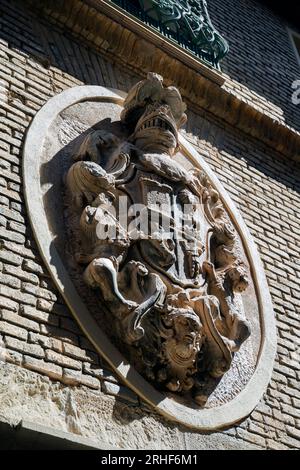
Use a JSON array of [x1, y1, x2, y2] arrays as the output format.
[[208, 0, 300, 132]]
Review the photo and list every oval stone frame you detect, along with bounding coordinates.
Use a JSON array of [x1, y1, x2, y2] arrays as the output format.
[[23, 85, 277, 430]]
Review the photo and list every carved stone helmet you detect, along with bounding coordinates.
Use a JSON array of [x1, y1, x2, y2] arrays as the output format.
[[121, 72, 187, 155]]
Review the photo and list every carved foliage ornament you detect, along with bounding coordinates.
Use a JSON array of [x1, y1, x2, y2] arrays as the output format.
[[23, 74, 276, 429], [66, 73, 251, 405]]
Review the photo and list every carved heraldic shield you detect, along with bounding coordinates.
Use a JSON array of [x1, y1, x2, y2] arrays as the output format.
[[65, 73, 251, 405]]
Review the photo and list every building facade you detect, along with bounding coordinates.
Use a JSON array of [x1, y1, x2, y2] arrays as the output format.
[[0, 0, 299, 449]]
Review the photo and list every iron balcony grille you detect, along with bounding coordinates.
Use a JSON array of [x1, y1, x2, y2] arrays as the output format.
[[109, 0, 228, 69]]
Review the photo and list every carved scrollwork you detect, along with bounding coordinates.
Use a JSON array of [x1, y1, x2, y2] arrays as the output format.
[[65, 72, 251, 405]]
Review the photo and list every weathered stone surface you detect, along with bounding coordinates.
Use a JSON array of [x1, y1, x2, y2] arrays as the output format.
[[23, 259, 45, 275], [0, 362, 183, 449], [40, 324, 79, 345], [0, 272, 21, 289], [0, 321, 28, 341], [0, 0, 299, 449], [3, 265, 39, 284], [0, 248, 22, 266], [1, 309, 40, 333], [63, 343, 98, 364], [20, 304, 59, 326], [184, 432, 261, 450], [102, 381, 139, 404], [62, 368, 82, 386], [5, 336, 44, 358], [45, 350, 82, 371], [0, 285, 36, 306], [0, 295, 18, 312], [23, 356, 63, 380], [78, 373, 100, 390], [28, 332, 62, 352]]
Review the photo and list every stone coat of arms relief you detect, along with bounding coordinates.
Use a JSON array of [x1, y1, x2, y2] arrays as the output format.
[[65, 73, 251, 405], [23, 73, 276, 429]]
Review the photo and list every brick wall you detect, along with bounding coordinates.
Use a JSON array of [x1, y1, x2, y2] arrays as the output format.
[[0, 0, 139, 401], [209, 0, 300, 130], [184, 109, 300, 449], [0, 0, 300, 449]]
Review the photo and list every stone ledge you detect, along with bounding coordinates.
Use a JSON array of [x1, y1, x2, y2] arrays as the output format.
[[0, 418, 107, 450], [24, 0, 300, 160], [0, 362, 263, 449]]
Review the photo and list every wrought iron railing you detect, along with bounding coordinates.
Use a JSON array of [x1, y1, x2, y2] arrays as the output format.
[[109, 0, 228, 69]]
